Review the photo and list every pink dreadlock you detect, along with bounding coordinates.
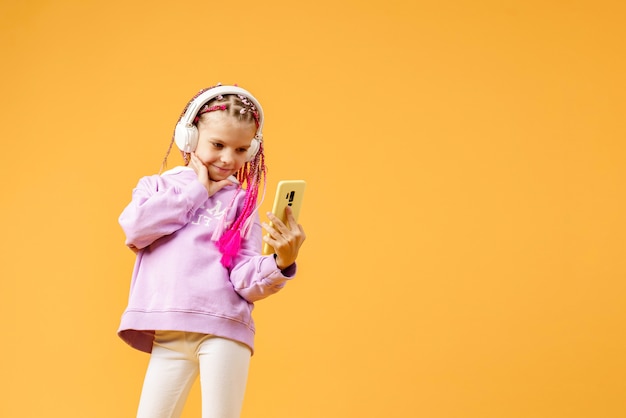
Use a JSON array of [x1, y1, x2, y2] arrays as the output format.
[[186, 86, 267, 268]]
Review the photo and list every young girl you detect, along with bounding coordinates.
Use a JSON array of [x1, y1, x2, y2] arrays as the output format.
[[117, 84, 306, 418]]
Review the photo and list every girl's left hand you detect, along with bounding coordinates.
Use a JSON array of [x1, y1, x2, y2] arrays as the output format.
[[189, 153, 234, 197], [262, 206, 306, 270]]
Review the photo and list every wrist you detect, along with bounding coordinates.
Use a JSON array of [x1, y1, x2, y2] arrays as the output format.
[[273, 254, 293, 271]]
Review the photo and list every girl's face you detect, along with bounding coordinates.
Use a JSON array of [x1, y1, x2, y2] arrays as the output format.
[[194, 113, 257, 181]]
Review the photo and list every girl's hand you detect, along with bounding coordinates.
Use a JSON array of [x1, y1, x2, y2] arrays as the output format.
[[189, 153, 233, 197], [262, 206, 306, 270]]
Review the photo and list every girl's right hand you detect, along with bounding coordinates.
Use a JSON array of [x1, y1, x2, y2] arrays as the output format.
[[262, 206, 306, 270], [189, 153, 234, 197]]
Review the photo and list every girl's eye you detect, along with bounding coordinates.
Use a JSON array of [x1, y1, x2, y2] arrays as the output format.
[[212, 143, 224, 149], [237, 148, 248, 154]]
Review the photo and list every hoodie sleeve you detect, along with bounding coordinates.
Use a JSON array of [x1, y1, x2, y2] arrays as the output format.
[[228, 212, 297, 303], [119, 173, 208, 250]]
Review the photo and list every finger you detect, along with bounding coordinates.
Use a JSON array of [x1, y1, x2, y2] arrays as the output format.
[[262, 224, 293, 254], [265, 211, 283, 227], [261, 221, 281, 239], [283, 205, 297, 229], [265, 212, 290, 235], [262, 230, 283, 245], [211, 178, 234, 194], [190, 153, 201, 170]]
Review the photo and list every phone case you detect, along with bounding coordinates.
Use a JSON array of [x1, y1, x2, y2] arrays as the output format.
[[262, 180, 306, 255]]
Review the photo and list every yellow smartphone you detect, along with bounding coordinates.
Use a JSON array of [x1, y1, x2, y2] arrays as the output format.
[[262, 180, 306, 255]]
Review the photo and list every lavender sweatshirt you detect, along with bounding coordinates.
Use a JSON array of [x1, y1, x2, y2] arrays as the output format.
[[117, 166, 296, 354]]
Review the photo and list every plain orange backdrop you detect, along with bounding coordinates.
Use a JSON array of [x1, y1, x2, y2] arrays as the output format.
[[1, 1, 625, 417]]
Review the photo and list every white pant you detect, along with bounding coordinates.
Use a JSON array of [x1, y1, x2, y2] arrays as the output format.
[[136, 331, 252, 418]]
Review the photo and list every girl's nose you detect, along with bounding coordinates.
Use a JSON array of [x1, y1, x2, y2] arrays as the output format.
[[220, 150, 235, 164]]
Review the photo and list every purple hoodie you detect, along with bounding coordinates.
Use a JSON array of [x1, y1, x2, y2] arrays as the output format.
[[117, 166, 296, 354]]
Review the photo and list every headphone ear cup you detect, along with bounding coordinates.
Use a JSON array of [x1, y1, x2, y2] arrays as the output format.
[[174, 123, 199, 153], [246, 137, 260, 161]]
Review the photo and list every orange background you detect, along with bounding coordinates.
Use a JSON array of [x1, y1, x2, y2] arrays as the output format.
[[1, 1, 625, 417]]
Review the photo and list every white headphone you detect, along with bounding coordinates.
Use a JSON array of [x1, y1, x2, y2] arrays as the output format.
[[174, 85, 264, 161]]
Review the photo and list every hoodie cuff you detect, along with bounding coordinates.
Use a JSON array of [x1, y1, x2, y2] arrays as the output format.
[[274, 254, 297, 277]]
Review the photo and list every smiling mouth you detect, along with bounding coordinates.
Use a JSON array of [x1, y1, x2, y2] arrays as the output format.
[[212, 165, 232, 173]]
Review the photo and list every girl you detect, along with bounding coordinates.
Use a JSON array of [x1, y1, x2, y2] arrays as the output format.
[[117, 84, 306, 418]]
